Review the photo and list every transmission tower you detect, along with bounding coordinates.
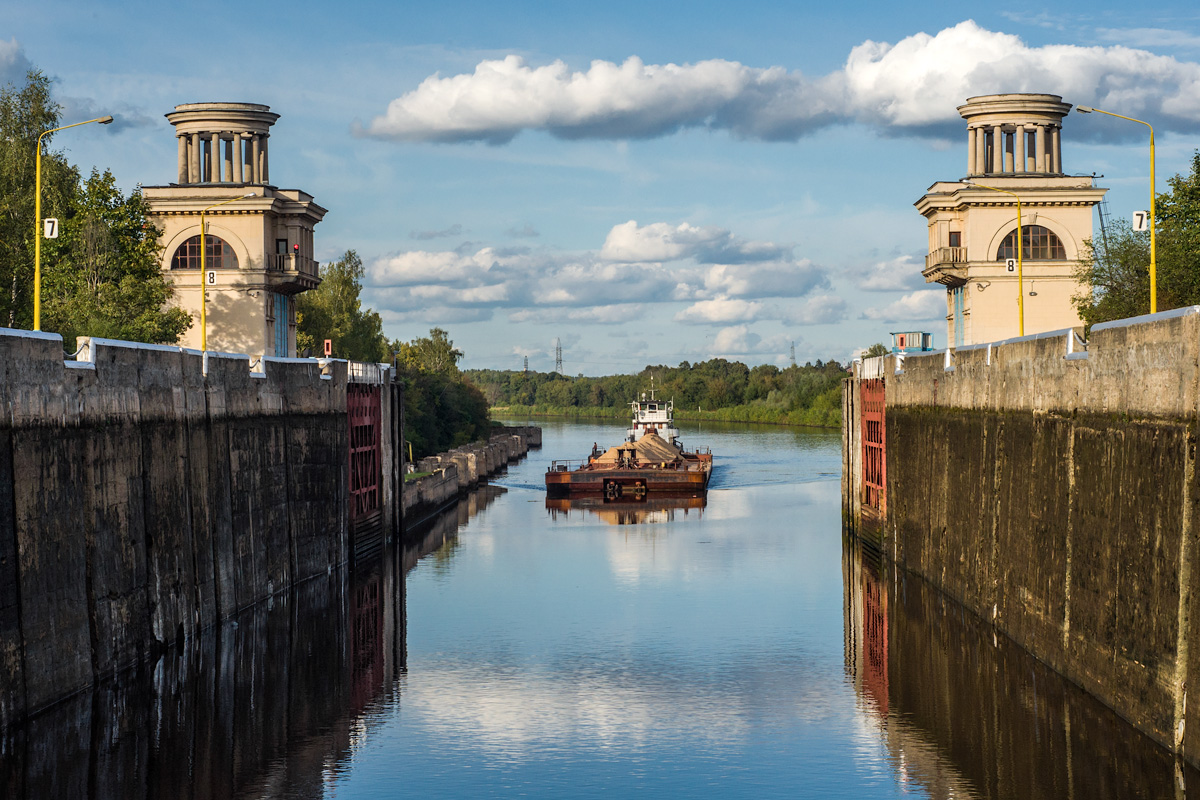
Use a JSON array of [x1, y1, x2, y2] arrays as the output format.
[[789, 341, 797, 367], [554, 338, 563, 374], [523, 355, 529, 375]]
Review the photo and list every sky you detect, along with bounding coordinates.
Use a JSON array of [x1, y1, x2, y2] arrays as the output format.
[[5, 0, 1200, 374]]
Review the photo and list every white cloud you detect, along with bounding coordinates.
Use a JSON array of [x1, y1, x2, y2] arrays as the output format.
[[0, 38, 31, 87], [712, 325, 761, 354], [857, 254, 926, 292], [675, 297, 764, 324], [782, 295, 848, 325], [600, 220, 786, 264], [703, 260, 826, 298], [509, 304, 645, 325], [365, 21, 1200, 144], [862, 290, 946, 322]]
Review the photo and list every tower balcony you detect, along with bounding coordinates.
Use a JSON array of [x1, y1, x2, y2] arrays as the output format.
[[923, 247, 968, 286], [264, 253, 321, 293]]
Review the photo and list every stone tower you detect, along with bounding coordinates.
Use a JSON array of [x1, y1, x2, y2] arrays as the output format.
[[143, 103, 327, 359], [915, 93, 1106, 347]]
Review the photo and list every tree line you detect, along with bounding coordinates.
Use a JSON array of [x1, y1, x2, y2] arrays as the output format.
[[466, 358, 848, 428], [1075, 152, 1200, 325]]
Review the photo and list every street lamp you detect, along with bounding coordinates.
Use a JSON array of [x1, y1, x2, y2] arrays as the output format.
[[34, 115, 114, 331], [1076, 105, 1157, 313], [199, 193, 255, 357], [965, 180, 1025, 337]]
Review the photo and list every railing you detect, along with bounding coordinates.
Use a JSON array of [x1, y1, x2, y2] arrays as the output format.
[[265, 253, 319, 277], [924, 246, 967, 270]]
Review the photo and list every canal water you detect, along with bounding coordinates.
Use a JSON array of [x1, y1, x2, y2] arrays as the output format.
[[2, 419, 1196, 798]]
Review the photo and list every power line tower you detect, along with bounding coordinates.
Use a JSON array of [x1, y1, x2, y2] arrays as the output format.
[[554, 339, 563, 374], [523, 355, 529, 375], [789, 341, 797, 367]]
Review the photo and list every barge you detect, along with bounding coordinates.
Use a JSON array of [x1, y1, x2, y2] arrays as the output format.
[[545, 391, 712, 500]]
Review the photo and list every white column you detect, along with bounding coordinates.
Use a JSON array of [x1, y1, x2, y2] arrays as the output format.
[[260, 135, 269, 185], [243, 133, 254, 183], [251, 135, 261, 184], [1014, 125, 1025, 174], [976, 127, 986, 175], [177, 135, 188, 184], [190, 133, 201, 183], [232, 134, 243, 183], [222, 136, 232, 182], [1051, 126, 1062, 174], [1035, 125, 1046, 172], [967, 126, 977, 175], [209, 132, 220, 182], [992, 125, 1004, 173]]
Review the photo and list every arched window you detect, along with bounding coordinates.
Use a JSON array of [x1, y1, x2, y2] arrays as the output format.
[[995, 225, 1066, 261], [170, 235, 239, 270]]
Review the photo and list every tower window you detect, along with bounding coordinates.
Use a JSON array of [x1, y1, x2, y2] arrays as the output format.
[[948, 231, 961, 248], [996, 225, 1066, 261], [170, 235, 240, 270]]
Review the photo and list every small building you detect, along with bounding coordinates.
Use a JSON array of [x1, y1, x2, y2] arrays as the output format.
[[143, 103, 327, 358], [915, 94, 1106, 347], [890, 331, 933, 354]]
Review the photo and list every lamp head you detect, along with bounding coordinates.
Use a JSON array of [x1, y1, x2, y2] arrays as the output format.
[[98, 115, 114, 124], [242, 192, 255, 198], [1076, 106, 1094, 114]]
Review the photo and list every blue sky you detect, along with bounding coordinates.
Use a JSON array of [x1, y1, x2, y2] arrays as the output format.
[[6, 1, 1200, 373]]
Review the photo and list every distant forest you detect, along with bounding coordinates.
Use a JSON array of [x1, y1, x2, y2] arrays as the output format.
[[465, 358, 847, 428]]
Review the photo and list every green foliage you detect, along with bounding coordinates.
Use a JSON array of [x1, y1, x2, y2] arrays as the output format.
[[296, 249, 389, 361], [396, 326, 462, 376], [1076, 151, 1200, 325], [41, 169, 191, 345], [396, 328, 490, 459], [864, 342, 889, 357], [0, 69, 77, 329], [469, 358, 848, 429]]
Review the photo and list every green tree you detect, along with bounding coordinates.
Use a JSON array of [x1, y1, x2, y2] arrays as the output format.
[[41, 168, 191, 345], [863, 342, 889, 357], [296, 249, 389, 361], [0, 69, 77, 329], [396, 327, 463, 375], [1076, 151, 1200, 325]]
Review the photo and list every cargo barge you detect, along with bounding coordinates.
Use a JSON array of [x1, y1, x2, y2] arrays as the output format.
[[545, 391, 712, 500]]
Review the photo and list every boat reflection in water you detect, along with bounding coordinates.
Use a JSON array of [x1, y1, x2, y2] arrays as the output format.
[[546, 495, 706, 525], [843, 535, 1200, 799]]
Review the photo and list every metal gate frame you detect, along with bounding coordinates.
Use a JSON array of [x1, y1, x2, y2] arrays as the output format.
[[861, 378, 886, 513], [348, 383, 382, 524]]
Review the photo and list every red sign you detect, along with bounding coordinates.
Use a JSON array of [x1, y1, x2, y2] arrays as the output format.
[[324, 338, 332, 357]]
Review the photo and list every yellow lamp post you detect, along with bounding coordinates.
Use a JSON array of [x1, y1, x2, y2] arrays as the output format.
[[1076, 105, 1157, 313], [198, 193, 255, 356], [34, 115, 114, 330], [966, 181, 1024, 336]]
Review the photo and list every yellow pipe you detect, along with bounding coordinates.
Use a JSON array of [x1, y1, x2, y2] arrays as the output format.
[[33, 115, 113, 331], [966, 181, 1024, 336], [1076, 106, 1157, 314]]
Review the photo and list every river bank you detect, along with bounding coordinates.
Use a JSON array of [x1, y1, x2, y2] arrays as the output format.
[[490, 403, 840, 429]]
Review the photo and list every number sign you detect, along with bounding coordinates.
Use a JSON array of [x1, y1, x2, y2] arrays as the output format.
[[1132, 211, 1150, 232], [43, 218, 59, 239]]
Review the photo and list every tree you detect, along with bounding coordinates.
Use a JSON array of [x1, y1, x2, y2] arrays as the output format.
[[296, 249, 389, 361], [396, 327, 463, 375], [41, 169, 191, 345], [0, 69, 77, 329], [1075, 151, 1200, 325], [864, 342, 889, 357]]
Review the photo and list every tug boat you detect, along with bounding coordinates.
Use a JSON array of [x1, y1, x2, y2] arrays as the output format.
[[545, 389, 713, 500]]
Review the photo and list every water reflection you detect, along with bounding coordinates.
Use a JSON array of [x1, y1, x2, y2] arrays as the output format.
[[545, 495, 706, 525], [843, 535, 1199, 799], [0, 484, 503, 800]]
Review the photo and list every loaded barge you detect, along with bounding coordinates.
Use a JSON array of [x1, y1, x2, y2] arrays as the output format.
[[545, 391, 713, 500]]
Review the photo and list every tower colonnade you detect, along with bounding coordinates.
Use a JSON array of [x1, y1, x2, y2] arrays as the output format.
[[167, 102, 280, 186], [960, 94, 1072, 177]]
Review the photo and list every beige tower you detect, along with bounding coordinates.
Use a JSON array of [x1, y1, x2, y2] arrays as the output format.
[[143, 103, 327, 358], [915, 94, 1106, 346]]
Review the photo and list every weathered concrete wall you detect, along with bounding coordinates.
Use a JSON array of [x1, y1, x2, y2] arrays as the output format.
[[400, 426, 540, 526], [843, 307, 1200, 765], [0, 329, 383, 728]]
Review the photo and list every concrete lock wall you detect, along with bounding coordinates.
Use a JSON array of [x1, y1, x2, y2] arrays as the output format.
[[401, 427, 541, 526], [0, 329, 401, 728], [842, 307, 1200, 764]]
